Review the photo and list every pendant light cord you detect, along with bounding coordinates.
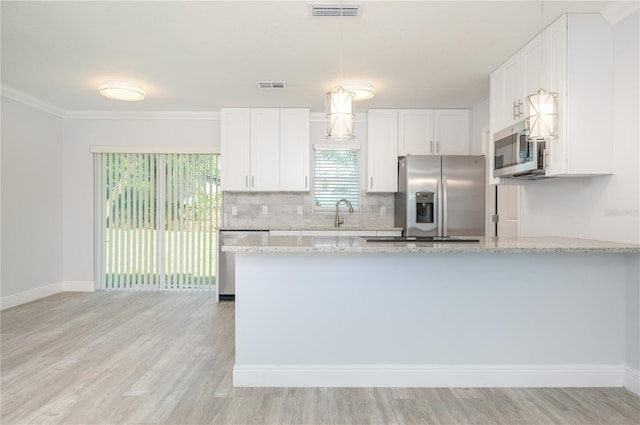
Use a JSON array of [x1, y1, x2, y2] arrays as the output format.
[[339, 0, 344, 85], [539, 0, 544, 88]]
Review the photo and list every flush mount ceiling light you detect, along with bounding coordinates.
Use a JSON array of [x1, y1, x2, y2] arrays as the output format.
[[339, 81, 376, 101], [98, 80, 146, 101], [525, 0, 558, 141]]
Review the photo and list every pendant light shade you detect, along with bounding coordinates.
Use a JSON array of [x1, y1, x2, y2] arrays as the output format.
[[326, 86, 356, 140], [525, 88, 559, 142]]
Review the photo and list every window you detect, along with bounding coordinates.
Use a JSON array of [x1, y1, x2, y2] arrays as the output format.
[[94, 153, 221, 291], [313, 147, 360, 211]]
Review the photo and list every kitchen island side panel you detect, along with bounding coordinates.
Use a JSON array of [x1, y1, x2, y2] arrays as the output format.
[[234, 252, 629, 387]]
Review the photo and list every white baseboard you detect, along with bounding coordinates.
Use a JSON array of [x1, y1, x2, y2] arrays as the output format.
[[233, 364, 626, 388], [624, 365, 640, 395], [1, 281, 95, 310], [1, 282, 64, 310]]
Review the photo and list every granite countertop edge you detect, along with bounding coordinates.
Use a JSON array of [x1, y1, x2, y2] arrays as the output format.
[[221, 235, 640, 254]]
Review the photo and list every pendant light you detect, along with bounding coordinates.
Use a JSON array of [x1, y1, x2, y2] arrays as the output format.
[[326, 1, 355, 140], [525, 0, 558, 142]]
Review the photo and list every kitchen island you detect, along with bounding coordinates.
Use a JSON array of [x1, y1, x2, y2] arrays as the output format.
[[223, 235, 640, 391]]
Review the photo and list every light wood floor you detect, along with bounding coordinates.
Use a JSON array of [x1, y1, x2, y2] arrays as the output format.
[[2, 292, 639, 425]]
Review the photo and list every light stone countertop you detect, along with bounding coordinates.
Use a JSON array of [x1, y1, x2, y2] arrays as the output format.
[[221, 234, 640, 254], [218, 226, 404, 232]]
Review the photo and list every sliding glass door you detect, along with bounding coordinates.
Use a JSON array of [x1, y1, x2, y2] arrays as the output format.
[[94, 153, 220, 291]]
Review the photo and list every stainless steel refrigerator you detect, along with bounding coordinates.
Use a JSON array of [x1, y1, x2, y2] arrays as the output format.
[[395, 155, 485, 237]]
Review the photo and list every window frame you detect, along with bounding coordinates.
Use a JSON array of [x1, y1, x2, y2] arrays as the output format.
[[311, 143, 361, 213]]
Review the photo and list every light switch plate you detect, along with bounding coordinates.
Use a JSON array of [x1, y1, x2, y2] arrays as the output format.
[[380, 206, 386, 216], [231, 206, 238, 216], [261, 205, 268, 215], [297, 206, 303, 215]]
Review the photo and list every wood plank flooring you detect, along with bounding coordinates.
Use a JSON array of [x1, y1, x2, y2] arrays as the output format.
[[2, 291, 639, 424]]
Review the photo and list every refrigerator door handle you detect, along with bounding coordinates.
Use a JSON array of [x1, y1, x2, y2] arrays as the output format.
[[442, 176, 448, 237], [436, 178, 442, 237]]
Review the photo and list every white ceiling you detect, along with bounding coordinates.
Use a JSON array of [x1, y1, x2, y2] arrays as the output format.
[[0, 1, 624, 113]]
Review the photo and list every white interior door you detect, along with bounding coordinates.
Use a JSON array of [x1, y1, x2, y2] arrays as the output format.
[[497, 185, 520, 238]]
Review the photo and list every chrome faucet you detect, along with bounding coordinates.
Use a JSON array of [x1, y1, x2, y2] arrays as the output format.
[[335, 198, 355, 228]]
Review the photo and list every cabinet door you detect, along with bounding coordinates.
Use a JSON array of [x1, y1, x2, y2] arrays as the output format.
[[279, 108, 310, 191], [398, 109, 434, 156], [220, 108, 251, 191], [367, 109, 398, 192], [250, 109, 280, 191], [522, 34, 543, 104], [502, 54, 524, 127], [433, 109, 469, 155], [543, 16, 568, 177]]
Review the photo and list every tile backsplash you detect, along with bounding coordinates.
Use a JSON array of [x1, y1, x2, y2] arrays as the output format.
[[222, 191, 395, 229]]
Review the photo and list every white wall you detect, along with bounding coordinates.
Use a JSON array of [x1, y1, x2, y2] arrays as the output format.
[[470, 98, 490, 155], [1, 97, 64, 297], [519, 12, 639, 245], [62, 118, 219, 285]]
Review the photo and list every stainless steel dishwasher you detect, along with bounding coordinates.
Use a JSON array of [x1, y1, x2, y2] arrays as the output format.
[[217, 230, 268, 300]]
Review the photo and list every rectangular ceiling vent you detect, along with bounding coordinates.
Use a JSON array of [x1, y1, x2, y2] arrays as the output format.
[[311, 5, 359, 17], [257, 81, 286, 90]]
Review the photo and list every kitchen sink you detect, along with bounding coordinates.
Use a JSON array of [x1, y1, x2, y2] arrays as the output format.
[[362, 236, 480, 243]]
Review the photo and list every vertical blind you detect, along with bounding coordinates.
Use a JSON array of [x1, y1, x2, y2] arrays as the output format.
[[313, 147, 360, 209], [94, 153, 220, 291]]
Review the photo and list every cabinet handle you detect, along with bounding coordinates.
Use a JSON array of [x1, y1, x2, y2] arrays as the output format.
[[436, 141, 440, 153], [430, 140, 434, 153], [514, 99, 524, 119], [305, 176, 308, 188], [370, 176, 373, 189], [251, 176, 255, 188], [245, 176, 248, 188]]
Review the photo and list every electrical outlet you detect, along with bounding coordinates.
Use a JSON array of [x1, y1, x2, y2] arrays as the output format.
[[380, 206, 386, 216], [297, 206, 303, 215], [231, 206, 238, 216], [261, 205, 268, 215]]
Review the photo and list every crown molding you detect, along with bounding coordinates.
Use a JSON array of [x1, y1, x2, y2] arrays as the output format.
[[1, 85, 66, 118], [1, 85, 221, 120], [601, 1, 639, 26], [64, 110, 221, 120]]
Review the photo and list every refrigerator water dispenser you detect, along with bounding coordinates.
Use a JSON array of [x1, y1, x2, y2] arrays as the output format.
[[416, 192, 434, 223]]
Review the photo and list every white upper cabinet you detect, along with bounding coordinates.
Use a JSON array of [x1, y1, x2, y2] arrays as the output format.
[[490, 13, 613, 178], [491, 34, 542, 133], [543, 14, 613, 176], [279, 108, 310, 191], [220, 108, 252, 191], [367, 109, 398, 192], [250, 109, 280, 191], [433, 109, 470, 155], [221, 108, 310, 192], [398, 109, 434, 155], [398, 109, 469, 156]]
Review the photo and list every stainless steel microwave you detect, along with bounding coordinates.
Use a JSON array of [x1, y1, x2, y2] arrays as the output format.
[[493, 121, 547, 180]]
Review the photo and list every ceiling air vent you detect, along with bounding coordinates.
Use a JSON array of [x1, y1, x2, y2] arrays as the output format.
[[311, 4, 359, 17], [257, 81, 286, 90]]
